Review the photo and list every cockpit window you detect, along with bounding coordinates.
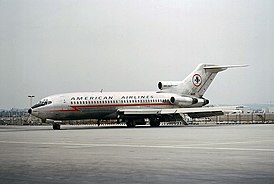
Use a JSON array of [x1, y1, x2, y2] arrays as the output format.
[[31, 99, 52, 109]]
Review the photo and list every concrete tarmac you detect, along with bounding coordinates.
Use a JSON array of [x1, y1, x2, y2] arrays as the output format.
[[0, 124, 274, 184]]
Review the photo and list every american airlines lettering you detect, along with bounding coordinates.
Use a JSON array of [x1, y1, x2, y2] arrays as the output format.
[[71, 96, 114, 101], [70, 95, 154, 101], [121, 95, 154, 99]]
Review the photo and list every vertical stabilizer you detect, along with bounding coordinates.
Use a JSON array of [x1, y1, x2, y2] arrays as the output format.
[[168, 64, 247, 97]]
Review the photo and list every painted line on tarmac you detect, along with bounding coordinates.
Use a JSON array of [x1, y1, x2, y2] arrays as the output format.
[[183, 139, 274, 147], [1, 140, 274, 152]]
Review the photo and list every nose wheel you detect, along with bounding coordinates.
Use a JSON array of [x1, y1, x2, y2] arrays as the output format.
[[53, 123, 61, 130]]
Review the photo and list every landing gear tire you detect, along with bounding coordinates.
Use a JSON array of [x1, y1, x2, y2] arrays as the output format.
[[149, 118, 161, 127], [150, 121, 160, 127], [53, 123, 61, 130], [126, 120, 136, 128]]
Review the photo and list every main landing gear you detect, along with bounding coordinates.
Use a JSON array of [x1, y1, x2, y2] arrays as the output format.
[[149, 117, 161, 127], [52, 123, 61, 130], [150, 120, 160, 127], [126, 120, 136, 128], [125, 118, 161, 128]]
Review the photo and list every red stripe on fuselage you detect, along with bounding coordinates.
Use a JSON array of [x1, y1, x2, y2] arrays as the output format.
[[49, 103, 171, 113]]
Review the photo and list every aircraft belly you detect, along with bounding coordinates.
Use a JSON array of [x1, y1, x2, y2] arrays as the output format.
[[48, 107, 117, 120]]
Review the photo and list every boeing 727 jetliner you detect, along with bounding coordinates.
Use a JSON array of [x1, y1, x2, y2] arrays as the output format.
[[28, 64, 247, 130]]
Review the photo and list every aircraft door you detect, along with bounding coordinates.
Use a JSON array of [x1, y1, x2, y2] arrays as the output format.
[[56, 96, 67, 111]]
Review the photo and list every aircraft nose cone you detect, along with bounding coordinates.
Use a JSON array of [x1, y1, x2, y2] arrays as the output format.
[[28, 108, 32, 114]]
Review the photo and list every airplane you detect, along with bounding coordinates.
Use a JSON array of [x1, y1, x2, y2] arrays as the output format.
[[28, 63, 247, 130]]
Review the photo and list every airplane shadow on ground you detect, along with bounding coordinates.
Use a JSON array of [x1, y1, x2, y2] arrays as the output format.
[[60, 124, 219, 130], [0, 124, 220, 132]]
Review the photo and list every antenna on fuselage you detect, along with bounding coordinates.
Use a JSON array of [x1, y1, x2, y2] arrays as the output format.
[[100, 89, 103, 93]]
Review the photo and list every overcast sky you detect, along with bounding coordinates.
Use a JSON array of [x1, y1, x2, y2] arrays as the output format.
[[0, 0, 273, 109]]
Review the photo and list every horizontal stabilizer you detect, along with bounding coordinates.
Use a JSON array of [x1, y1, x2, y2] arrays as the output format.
[[203, 64, 248, 72]]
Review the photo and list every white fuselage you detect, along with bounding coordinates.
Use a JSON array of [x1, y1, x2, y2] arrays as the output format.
[[31, 91, 183, 121]]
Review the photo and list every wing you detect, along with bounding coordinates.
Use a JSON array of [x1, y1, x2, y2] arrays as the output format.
[[118, 106, 239, 119]]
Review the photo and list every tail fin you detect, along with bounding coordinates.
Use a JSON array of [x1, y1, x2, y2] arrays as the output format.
[[173, 64, 248, 97]]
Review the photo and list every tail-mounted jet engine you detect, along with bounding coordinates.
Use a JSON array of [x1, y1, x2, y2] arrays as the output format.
[[169, 96, 209, 107], [191, 98, 209, 107], [158, 81, 182, 90]]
